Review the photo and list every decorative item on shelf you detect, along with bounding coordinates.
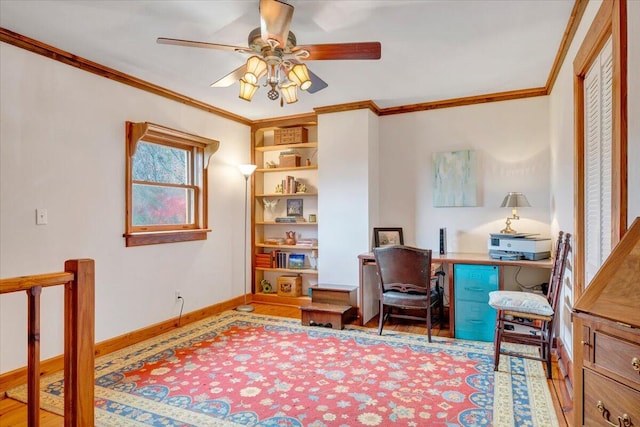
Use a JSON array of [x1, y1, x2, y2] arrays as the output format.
[[279, 154, 301, 168], [286, 198, 303, 216], [266, 161, 277, 169], [262, 198, 280, 215], [308, 214, 316, 223], [288, 253, 305, 269], [285, 230, 296, 245], [275, 183, 284, 194], [309, 249, 318, 270], [306, 158, 311, 166], [277, 275, 303, 297], [275, 127, 308, 145], [500, 192, 530, 234], [296, 182, 307, 193], [260, 279, 273, 293]]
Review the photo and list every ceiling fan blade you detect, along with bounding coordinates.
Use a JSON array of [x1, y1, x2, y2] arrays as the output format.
[[210, 64, 247, 88], [259, 0, 294, 48], [306, 68, 328, 94], [157, 37, 253, 54], [293, 42, 381, 60]]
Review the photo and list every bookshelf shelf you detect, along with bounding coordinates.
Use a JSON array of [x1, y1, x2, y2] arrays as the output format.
[[256, 165, 317, 173], [256, 192, 317, 198], [257, 243, 318, 250], [256, 267, 318, 275], [257, 221, 317, 226], [255, 142, 318, 152]]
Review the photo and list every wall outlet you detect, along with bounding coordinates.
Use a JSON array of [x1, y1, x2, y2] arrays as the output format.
[[175, 290, 181, 302]]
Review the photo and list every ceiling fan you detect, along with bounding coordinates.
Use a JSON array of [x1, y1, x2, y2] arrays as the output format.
[[157, 0, 381, 105]]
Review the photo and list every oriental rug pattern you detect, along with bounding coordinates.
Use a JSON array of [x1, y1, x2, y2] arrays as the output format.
[[7, 311, 558, 426]]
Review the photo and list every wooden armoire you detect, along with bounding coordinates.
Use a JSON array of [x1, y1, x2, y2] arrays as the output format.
[[572, 217, 640, 426]]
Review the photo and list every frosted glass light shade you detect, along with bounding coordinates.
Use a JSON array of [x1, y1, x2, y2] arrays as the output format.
[[238, 164, 257, 177]]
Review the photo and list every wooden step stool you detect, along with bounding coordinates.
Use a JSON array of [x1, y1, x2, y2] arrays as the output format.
[[301, 284, 358, 330]]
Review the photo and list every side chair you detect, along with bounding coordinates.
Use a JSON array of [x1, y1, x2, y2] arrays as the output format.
[[373, 245, 443, 342], [488, 231, 571, 378]]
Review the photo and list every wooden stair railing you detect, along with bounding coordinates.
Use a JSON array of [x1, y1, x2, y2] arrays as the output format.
[[0, 259, 95, 426]]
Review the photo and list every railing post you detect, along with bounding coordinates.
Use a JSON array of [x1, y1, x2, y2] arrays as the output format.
[[27, 285, 42, 427], [64, 259, 95, 427]]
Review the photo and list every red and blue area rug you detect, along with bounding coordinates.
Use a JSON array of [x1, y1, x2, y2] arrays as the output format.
[[8, 311, 558, 426]]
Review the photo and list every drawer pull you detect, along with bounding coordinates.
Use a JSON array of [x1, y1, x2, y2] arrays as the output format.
[[596, 401, 632, 427], [464, 287, 484, 292], [633, 357, 640, 372]]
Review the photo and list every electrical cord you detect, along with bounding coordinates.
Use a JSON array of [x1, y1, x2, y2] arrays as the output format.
[[514, 266, 543, 292], [177, 296, 184, 327]]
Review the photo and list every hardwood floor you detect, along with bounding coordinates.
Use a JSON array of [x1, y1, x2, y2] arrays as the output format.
[[0, 302, 573, 426]]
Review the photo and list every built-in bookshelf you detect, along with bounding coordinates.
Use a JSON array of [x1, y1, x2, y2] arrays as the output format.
[[251, 118, 318, 304]]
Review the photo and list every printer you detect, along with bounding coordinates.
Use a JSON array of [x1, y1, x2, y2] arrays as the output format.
[[488, 233, 551, 260]]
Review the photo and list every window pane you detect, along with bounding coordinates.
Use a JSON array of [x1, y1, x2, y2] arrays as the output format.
[[133, 141, 189, 185], [132, 184, 194, 226]]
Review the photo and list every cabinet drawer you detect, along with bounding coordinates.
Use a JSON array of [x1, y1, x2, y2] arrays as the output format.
[[594, 332, 640, 389], [583, 369, 640, 427], [455, 300, 496, 342], [454, 265, 498, 303]]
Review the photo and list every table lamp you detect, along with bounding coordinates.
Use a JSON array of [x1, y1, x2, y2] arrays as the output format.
[[500, 192, 530, 234]]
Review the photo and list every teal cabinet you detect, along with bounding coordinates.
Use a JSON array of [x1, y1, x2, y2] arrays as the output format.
[[454, 264, 498, 342]]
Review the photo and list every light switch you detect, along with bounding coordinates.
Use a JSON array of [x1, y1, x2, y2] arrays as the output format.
[[36, 208, 48, 225]]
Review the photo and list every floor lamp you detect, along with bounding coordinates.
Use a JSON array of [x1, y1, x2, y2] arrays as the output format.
[[237, 164, 257, 312]]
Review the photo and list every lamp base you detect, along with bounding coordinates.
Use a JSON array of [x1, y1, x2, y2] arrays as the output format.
[[236, 304, 255, 312], [500, 217, 517, 234]]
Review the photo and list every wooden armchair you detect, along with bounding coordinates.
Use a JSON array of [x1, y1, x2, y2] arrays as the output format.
[[489, 231, 571, 378], [373, 245, 443, 342]]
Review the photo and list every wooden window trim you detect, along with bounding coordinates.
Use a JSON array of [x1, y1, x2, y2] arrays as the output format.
[[573, 0, 627, 300], [124, 121, 219, 247]]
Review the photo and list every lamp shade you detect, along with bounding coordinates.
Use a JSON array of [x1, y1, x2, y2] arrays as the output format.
[[244, 56, 267, 84], [288, 63, 312, 91], [238, 164, 257, 177], [238, 78, 259, 101], [280, 82, 298, 104], [500, 192, 531, 208]]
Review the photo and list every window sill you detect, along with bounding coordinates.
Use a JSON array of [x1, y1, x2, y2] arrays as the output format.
[[124, 229, 211, 247]]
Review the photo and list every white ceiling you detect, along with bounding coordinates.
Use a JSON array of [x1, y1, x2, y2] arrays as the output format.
[[0, 0, 575, 121]]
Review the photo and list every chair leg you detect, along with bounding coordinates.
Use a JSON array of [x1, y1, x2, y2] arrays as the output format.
[[426, 305, 432, 343], [377, 303, 385, 335], [493, 310, 503, 371]]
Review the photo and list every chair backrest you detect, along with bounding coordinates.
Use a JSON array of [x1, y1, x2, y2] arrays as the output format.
[[373, 245, 432, 294], [546, 232, 571, 328]]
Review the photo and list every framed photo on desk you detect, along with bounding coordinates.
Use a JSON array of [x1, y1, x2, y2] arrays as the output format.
[[373, 227, 404, 248]]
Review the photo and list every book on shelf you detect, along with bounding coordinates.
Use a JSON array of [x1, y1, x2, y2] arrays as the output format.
[[296, 238, 318, 246], [255, 253, 272, 268], [275, 217, 307, 223], [264, 237, 285, 245]]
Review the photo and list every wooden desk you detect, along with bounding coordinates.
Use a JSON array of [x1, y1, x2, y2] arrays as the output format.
[[357, 252, 553, 335]]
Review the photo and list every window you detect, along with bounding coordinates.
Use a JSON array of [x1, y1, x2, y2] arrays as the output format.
[[124, 122, 219, 246], [573, 0, 627, 297]]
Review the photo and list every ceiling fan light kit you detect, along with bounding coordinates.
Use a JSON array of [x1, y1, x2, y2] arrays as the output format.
[[157, 0, 381, 106]]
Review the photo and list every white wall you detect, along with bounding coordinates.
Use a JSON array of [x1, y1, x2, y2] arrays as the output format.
[[379, 97, 551, 253], [318, 109, 378, 286], [0, 43, 250, 373]]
